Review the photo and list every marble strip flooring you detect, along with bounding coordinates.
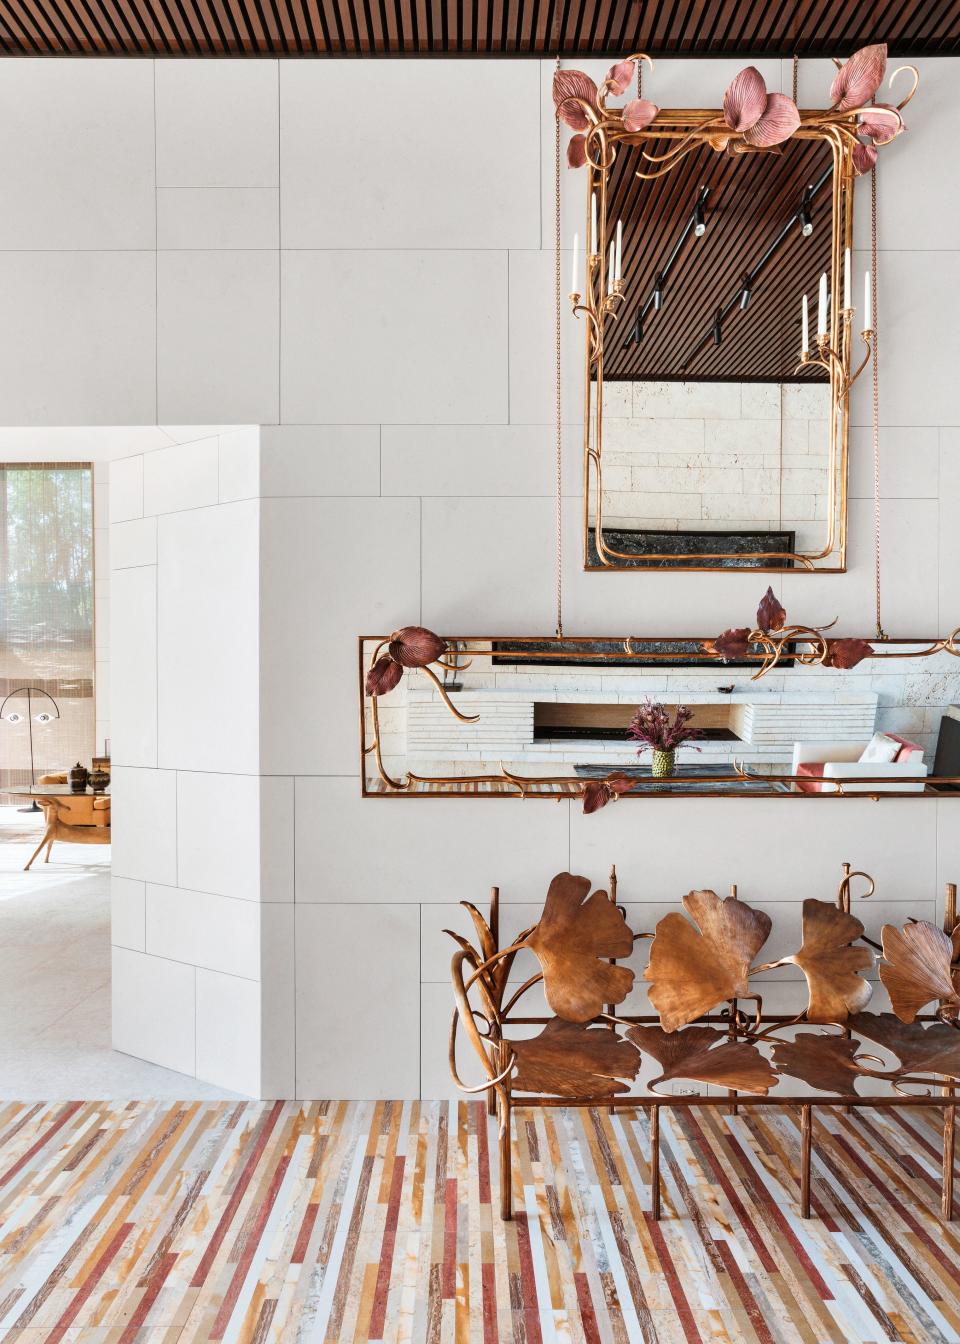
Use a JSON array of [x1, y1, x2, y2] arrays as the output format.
[[0, 1098, 957, 1342]]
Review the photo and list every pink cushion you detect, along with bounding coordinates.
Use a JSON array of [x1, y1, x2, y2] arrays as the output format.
[[886, 733, 924, 763], [795, 762, 826, 794]]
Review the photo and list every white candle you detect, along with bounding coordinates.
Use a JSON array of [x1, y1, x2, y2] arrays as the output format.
[[591, 192, 597, 254], [817, 273, 828, 337], [615, 220, 622, 281], [608, 243, 615, 295], [802, 294, 809, 354], [844, 248, 851, 311], [864, 269, 872, 329], [571, 232, 579, 293]]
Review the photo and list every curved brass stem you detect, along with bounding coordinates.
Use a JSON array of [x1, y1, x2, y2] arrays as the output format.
[[419, 663, 479, 723]]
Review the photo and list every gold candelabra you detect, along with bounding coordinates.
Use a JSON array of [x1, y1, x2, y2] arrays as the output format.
[[797, 308, 873, 399], [570, 251, 626, 362]]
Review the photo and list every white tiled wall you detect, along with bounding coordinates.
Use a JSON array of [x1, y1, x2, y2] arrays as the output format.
[[2, 55, 958, 1100], [108, 430, 295, 1098]]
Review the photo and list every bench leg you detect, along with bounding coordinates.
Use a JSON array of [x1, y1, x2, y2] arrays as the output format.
[[944, 1092, 956, 1222], [800, 1105, 813, 1218], [650, 1105, 661, 1221], [499, 1094, 512, 1221]]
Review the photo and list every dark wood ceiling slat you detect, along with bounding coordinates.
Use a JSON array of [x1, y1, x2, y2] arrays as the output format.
[[2, 0, 960, 55]]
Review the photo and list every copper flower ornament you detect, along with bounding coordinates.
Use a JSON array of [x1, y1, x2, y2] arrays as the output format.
[[581, 772, 634, 815], [526, 872, 635, 1022], [704, 591, 874, 680], [714, 66, 800, 151], [553, 57, 659, 170], [645, 889, 772, 1031], [364, 625, 447, 696]]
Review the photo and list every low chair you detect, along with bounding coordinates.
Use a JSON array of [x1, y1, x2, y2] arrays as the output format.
[[25, 780, 111, 870]]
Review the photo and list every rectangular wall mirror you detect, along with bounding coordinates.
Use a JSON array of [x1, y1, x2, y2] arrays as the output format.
[[583, 120, 854, 571], [360, 636, 960, 799]]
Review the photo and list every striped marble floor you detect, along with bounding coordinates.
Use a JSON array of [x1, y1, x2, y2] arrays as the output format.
[[0, 1100, 957, 1343]]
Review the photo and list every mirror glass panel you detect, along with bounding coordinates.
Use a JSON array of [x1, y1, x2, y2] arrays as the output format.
[[585, 132, 849, 571], [360, 638, 960, 798]]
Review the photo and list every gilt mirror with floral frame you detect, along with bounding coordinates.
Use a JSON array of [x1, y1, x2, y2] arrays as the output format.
[[557, 51, 914, 573]]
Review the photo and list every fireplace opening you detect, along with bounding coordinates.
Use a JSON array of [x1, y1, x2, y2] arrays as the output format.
[[533, 702, 741, 743]]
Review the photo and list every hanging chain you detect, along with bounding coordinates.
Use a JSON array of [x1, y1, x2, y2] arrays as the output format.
[[554, 55, 564, 638], [871, 163, 884, 639], [792, 54, 798, 103]]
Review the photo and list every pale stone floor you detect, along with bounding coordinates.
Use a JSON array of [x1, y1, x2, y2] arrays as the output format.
[[0, 804, 238, 1100]]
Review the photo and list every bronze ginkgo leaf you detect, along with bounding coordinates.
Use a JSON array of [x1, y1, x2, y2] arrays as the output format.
[[526, 872, 634, 1023], [771, 1033, 867, 1095], [626, 1024, 776, 1094], [778, 899, 873, 1024], [879, 921, 960, 1023], [846, 1012, 960, 1079], [511, 1018, 641, 1098], [645, 890, 772, 1032]]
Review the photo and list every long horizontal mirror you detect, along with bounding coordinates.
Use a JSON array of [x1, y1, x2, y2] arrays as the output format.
[[578, 113, 859, 571], [359, 634, 960, 801]]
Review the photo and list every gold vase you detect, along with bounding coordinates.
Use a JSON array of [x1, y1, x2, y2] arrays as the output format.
[[652, 748, 676, 779]]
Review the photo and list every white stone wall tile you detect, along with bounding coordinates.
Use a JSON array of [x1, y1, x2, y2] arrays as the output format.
[[195, 969, 260, 1097], [142, 437, 220, 516], [282, 251, 507, 425], [158, 251, 280, 424], [112, 517, 157, 569], [111, 877, 146, 952], [0, 60, 155, 249], [295, 903, 420, 1098], [260, 425, 381, 496], [110, 566, 157, 768], [112, 947, 195, 1077], [155, 60, 279, 187], [0, 253, 156, 424], [146, 884, 261, 980], [281, 61, 540, 249], [158, 187, 279, 249]]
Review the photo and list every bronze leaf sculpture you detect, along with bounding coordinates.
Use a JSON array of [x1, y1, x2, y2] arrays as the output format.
[[626, 1024, 776, 1095], [645, 889, 772, 1031], [776, 899, 874, 1023], [512, 1018, 641, 1099], [447, 866, 960, 1225], [526, 872, 635, 1023], [879, 921, 960, 1023]]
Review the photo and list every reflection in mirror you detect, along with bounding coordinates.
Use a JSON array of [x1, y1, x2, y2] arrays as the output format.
[[360, 637, 960, 799], [586, 134, 847, 570]]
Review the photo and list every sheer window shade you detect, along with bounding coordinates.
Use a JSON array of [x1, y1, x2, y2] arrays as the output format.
[[0, 464, 95, 791]]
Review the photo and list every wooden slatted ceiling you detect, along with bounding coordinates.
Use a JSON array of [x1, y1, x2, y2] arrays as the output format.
[[600, 138, 833, 382], [1, 0, 960, 56]]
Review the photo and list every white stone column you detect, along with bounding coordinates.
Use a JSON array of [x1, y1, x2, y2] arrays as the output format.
[[109, 427, 294, 1097]]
